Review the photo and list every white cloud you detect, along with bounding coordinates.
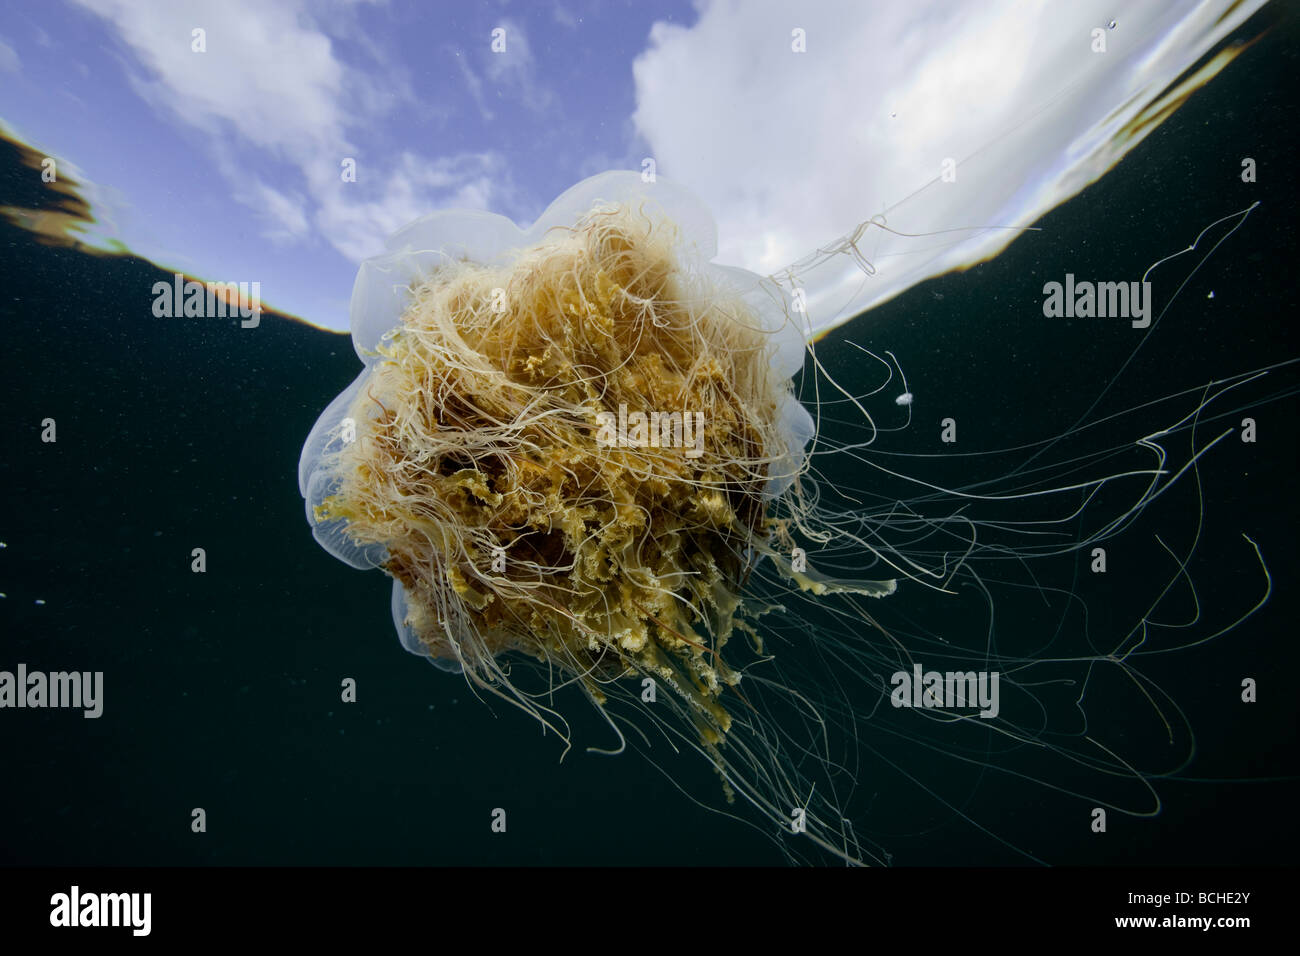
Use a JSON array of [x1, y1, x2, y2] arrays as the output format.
[[552, 5, 578, 31], [245, 180, 312, 244], [632, 0, 1267, 333], [314, 151, 504, 261], [452, 47, 492, 121], [0, 36, 20, 73], [73, 0, 349, 160], [71, 0, 508, 264], [485, 19, 551, 114]]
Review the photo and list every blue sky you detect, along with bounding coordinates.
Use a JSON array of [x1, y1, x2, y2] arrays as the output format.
[[0, 0, 1264, 333], [0, 0, 697, 328]]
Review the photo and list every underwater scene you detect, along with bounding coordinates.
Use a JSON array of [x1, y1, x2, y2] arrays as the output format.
[[0, 0, 1296, 901]]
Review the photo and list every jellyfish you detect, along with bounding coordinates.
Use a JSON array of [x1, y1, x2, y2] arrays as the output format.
[[298, 172, 834, 787], [297, 162, 1284, 865]]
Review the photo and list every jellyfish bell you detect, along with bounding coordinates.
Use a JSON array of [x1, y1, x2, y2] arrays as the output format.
[[298, 171, 849, 750]]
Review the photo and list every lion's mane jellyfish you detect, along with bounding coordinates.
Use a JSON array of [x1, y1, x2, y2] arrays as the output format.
[[299, 173, 888, 788], [300, 171, 1273, 865]]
